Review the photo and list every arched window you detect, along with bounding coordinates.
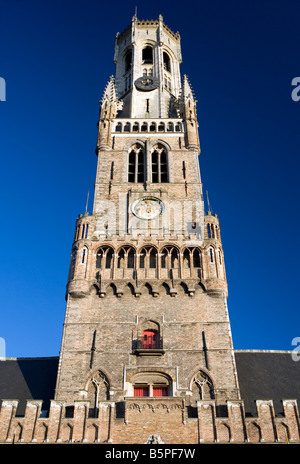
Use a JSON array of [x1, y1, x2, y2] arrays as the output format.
[[128, 144, 145, 183], [131, 372, 170, 397], [151, 144, 168, 183], [87, 370, 110, 417], [142, 46, 153, 64], [96, 246, 114, 269], [183, 249, 191, 268], [117, 246, 135, 269], [139, 246, 157, 269], [193, 249, 201, 268], [163, 51, 171, 72], [207, 223, 211, 239], [81, 247, 87, 264], [192, 370, 215, 402], [160, 246, 179, 269]]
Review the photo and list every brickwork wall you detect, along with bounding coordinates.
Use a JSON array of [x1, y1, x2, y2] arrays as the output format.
[[0, 398, 299, 443]]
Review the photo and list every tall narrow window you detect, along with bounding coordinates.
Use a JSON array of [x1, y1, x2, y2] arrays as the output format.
[[128, 144, 145, 183], [183, 249, 191, 268], [127, 248, 135, 268], [161, 249, 167, 269], [193, 249, 201, 268], [142, 46, 153, 64], [151, 144, 168, 183], [163, 52, 171, 72], [149, 248, 157, 268], [125, 50, 132, 73], [139, 252, 145, 269], [207, 224, 211, 239]]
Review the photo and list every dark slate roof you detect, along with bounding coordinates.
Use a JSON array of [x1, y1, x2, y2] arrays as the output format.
[[0, 357, 59, 416], [0, 351, 299, 418], [235, 350, 300, 417]]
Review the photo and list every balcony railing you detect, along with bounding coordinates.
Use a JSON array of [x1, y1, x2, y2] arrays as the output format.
[[132, 337, 164, 356]]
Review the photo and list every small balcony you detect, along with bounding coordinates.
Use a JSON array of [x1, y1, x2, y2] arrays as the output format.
[[132, 335, 164, 356]]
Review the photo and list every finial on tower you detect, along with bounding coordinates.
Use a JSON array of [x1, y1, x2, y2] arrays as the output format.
[[206, 190, 212, 213], [85, 190, 89, 213]]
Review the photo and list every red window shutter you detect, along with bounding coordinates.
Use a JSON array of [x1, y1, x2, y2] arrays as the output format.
[[153, 387, 168, 397], [134, 387, 149, 397]]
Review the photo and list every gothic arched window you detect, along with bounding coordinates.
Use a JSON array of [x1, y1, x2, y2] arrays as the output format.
[[87, 370, 110, 417], [128, 144, 145, 183], [96, 246, 114, 269], [117, 246, 135, 269], [139, 246, 157, 269], [163, 51, 171, 73], [160, 246, 179, 269], [193, 248, 201, 268], [151, 144, 168, 183], [142, 46, 153, 64], [190, 371, 214, 407], [81, 247, 87, 264]]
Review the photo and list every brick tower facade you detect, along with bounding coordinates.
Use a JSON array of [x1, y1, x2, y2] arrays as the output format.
[[54, 13, 241, 431], [1, 16, 300, 445]]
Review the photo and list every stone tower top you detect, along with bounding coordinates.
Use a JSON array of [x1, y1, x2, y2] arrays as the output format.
[[113, 16, 183, 119]]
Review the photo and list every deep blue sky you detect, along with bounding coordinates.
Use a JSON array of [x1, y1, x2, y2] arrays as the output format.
[[0, 0, 299, 357]]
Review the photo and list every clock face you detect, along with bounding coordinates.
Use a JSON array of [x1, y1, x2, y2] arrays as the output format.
[[134, 76, 159, 92], [132, 198, 164, 220]]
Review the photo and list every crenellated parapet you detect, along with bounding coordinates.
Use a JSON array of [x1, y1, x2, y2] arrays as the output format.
[[0, 397, 299, 443]]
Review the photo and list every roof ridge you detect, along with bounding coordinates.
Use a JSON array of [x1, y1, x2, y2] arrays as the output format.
[[235, 349, 293, 353]]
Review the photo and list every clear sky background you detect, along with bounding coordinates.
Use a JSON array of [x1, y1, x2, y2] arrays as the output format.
[[0, 0, 299, 357]]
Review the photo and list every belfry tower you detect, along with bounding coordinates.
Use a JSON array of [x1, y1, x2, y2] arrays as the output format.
[[54, 15, 241, 442]]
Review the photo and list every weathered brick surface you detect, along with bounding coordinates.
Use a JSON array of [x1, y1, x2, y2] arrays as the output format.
[[0, 396, 299, 443]]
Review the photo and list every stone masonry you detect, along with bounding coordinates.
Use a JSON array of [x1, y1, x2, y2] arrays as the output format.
[[0, 15, 299, 444]]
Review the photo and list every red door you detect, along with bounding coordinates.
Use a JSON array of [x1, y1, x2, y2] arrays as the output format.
[[153, 387, 168, 397], [143, 330, 158, 349], [134, 387, 149, 397]]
